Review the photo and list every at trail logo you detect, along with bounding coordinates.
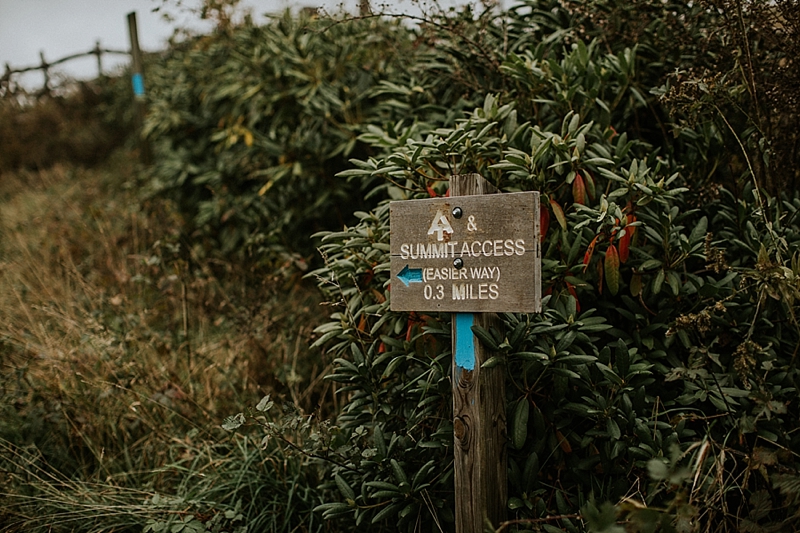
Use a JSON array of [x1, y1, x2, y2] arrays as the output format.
[[427, 209, 454, 241]]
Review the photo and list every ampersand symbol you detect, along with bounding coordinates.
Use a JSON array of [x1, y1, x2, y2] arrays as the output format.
[[467, 215, 478, 232]]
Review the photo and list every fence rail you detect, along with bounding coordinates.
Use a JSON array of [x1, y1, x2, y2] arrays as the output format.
[[1, 41, 130, 95]]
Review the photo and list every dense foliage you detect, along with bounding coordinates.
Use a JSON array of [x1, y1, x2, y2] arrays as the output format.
[[142, 11, 420, 262], [291, 2, 800, 532], [3, 0, 800, 531]]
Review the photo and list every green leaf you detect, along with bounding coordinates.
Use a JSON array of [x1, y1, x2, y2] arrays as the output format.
[[508, 497, 526, 510], [335, 474, 356, 501], [371, 502, 404, 524], [481, 356, 504, 369], [373, 426, 388, 458], [666, 270, 681, 296], [314, 502, 351, 514], [471, 325, 499, 351], [366, 481, 400, 491], [639, 259, 663, 271], [390, 459, 408, 485], [652, 269, 665, 295], [511, 398, 530, 450], [606, 418, 621, 440], [382, 356, 405, 379], [556, 330, 577, 352], [255, 395, 273, 412], [689, 216, 708, 244], [221, 413, 245, 431]]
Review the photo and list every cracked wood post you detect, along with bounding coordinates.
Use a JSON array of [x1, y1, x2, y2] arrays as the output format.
[[450, 173, 507, 533]]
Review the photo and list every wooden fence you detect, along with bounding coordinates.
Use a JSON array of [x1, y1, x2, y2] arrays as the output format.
[[1, 41, 130, 95]]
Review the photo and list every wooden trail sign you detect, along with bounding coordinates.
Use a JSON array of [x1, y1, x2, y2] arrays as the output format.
[[389, 174, 541, 533], [389, 189, 541, 313]]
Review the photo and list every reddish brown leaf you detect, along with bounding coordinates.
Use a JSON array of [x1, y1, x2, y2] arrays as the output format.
[[605, 244, 620, 295], [626, 213, 637, 237], [371, 288, 386, 304], [583, 234, 600, 272], [556, 430, 572, 453], [426, 185, 438, 197], [619, 231, 631, 263], [425, 335, 438, 354], [550, 199, 567, 230], [572, 174, 586, 205]]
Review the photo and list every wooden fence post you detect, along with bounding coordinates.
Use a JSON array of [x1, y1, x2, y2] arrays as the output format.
[[450, 173, 508, 533], [127, 11, 151, 164], [39, 51, 50, 94], [1, 63, 10, 92], [94, 40, 103, 77]]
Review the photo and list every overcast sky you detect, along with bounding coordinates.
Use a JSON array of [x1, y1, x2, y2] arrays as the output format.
[[1, 0, 458, 89]]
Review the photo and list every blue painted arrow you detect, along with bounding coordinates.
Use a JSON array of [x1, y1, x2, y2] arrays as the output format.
[[397, 264, 423, 287]]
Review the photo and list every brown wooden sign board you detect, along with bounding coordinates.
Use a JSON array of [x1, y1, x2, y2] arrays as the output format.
[[390, 191, 541, 313]]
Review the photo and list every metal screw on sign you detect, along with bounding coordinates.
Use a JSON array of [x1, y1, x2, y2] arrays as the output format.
[[453, 257, 464, 269], [452, 206, 463, 219]]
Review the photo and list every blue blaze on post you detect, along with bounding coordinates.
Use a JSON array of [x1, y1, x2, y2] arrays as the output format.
[[397, 264, 423, 287], [132, 73, 145, 97], [454, 313, 475, 371]]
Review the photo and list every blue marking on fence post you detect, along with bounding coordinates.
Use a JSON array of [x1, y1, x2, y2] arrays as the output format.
[[132, 73, 145, 97], [454, 313, 475, 371]]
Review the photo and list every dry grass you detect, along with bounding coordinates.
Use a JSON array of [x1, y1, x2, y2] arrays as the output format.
[[0, 152, 332, 531]]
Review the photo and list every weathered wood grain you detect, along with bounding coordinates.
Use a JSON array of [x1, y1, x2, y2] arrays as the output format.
[[450, 173, 507, 533]]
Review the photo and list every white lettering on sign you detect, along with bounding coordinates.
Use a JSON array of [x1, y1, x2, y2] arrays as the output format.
[[400, 239, 527, 260], [458, 239, 526, 258], [424, 284, 445, 300], [427, 209, 454, 241], [397, 214, 528, 303], [400, 242, 458, 260], [469, 266, 501, 282], [452, 283, 500, 300], [389, 189, 541, 313], [422, 267, 469, 282]]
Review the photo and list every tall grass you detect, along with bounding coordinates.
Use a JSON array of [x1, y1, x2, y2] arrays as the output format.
[[0, 153, 332, 531]]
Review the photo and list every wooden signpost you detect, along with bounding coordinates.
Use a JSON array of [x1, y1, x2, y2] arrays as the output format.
[[390, 174, 541, 533], [127, 11, 151, 165]]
